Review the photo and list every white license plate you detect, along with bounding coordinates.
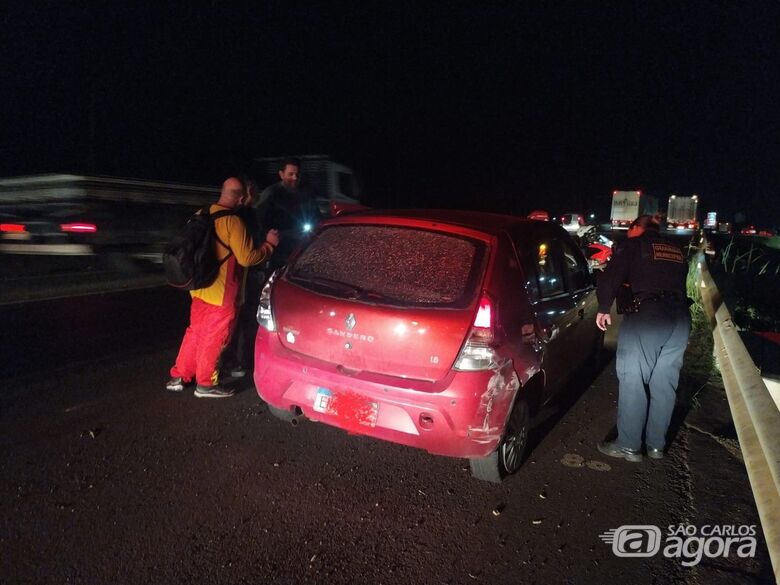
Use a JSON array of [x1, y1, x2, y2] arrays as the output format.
[[313, 387, 378, 427]]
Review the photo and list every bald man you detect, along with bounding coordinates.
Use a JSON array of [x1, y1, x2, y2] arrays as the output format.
[[167, 177, 280, 398]]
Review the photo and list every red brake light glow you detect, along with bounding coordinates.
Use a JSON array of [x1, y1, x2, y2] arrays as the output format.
[[474, 297, 492, 329], [0, 223, 26, 233], [60, 223, 97, 233]]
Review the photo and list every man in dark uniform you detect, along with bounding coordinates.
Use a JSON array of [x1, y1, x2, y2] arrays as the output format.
[[595, 215, 691, 462]]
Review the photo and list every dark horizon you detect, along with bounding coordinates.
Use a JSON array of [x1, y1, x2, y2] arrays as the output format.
[[2, 2, 778, 225]]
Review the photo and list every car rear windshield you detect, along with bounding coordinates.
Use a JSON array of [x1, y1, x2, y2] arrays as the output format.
[[287, 224, 487, 308]]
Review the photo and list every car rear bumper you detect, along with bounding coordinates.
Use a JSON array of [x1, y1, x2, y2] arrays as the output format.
[[253, 330, 519, 458]]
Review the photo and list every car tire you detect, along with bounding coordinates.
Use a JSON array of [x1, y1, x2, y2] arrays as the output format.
[[469, 397, 530, 483]]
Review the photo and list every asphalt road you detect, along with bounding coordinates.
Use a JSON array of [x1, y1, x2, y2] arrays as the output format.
[[0, 287, 773, 584]]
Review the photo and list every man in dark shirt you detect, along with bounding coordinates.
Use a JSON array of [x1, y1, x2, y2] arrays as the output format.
[[256, 158, 322, 268], [595, 215, 691, 462]]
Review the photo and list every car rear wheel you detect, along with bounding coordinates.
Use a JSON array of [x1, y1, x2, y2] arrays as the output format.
[[469, 398, 530, 483]]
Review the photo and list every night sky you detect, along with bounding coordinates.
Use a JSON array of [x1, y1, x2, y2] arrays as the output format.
[[2, 2, 779, 224]]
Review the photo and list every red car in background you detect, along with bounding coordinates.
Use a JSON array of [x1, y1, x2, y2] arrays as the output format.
[[253, 210, 602, 482], [740, 226, 776, 237], [527, 209, 550, 221], [579, 230, 614, 270]]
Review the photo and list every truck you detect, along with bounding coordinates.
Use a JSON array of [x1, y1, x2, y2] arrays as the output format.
[[0, 174, 216, 258], [610, 190, 658, 229], [666, 194, 699, 230], [250, 155, 361, 213]]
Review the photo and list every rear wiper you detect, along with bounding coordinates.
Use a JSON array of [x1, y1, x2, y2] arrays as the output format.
[[288, 274, 363, 298], [356, 289, 393, 303]]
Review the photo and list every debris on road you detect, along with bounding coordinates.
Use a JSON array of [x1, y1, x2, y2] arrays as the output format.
[[560, 453, 585, 468], [586, 460, 611, 472]]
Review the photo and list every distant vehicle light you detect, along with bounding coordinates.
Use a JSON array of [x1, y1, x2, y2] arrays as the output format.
[[0, 223, 26, 233], [302, 223, 312, 233], [60, 223, 97, 233], [527, 210, 550, 221]]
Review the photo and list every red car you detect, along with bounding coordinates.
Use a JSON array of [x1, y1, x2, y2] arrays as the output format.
[[527, 209, 550, 221], [739, 225, 775, 236], [254, 210, 602, 482]]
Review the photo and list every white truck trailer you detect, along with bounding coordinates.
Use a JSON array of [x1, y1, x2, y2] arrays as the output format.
[[666, 194, 699, 230]]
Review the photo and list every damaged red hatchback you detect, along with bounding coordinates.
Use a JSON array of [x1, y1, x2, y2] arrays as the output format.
[[253, 210, 601, 482]]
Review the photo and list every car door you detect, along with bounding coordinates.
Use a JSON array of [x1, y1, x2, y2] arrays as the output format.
[[521, 234, 581, 397], [559, 236, 599, 372]]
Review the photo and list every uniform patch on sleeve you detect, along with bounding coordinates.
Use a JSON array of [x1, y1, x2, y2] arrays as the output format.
[[652, 243, 684, 263]]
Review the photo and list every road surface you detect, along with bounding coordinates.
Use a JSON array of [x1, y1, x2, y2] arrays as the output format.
[[0, 287, 772, 584]]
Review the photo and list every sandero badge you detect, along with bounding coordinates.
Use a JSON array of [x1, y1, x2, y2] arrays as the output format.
[[253, 210, 602, 482]]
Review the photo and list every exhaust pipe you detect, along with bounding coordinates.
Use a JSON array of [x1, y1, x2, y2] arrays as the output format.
[[290, 406, 304, 426]]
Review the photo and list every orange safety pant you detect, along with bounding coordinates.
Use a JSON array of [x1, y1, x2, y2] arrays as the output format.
[[170, 297, 237, 387]]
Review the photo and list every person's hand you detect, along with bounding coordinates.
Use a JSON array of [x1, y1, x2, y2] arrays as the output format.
[[596, 312, 611, 331], [265, 229, 280, 247]]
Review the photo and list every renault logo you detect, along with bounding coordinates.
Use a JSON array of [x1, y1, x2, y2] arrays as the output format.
[[345, 313, 356, 330]]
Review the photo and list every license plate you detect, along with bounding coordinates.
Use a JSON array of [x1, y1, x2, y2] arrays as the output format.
[[313, 387, 378, 428]]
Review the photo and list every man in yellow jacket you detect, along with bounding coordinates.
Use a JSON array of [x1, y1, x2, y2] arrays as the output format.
[[167, 177, 280, 398]]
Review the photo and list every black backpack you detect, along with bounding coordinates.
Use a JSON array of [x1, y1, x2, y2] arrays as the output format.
[[163, 207, 236, 290]]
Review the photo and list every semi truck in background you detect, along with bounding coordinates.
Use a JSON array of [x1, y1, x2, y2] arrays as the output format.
[[610, 190, 659, 229], [666, 194, 699, 230], [250, 155, 361, 212], [0, 174, 215, 257]]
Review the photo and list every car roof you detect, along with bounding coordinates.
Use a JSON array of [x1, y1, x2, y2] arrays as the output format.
[[329, 208, 567, 238]]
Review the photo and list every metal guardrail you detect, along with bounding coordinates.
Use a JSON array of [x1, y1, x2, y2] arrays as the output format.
[[695, 254, 780, 581]]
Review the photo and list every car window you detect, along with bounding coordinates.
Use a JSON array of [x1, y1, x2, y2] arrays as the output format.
[[288, 224, 487, 308], [561, 238, 591, 290], [497, 232, 535, 321], [533, 239, 565, 299]]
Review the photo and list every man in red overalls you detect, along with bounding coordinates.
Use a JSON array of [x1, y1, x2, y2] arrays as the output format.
[[166, 177, 279, 398]]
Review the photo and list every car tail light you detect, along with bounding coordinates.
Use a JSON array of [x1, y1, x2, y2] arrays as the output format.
[[60, 223, 97, 233], [0, 223, 26, 233], [454, 296, 497, 371], [256, 269, 280, 331]]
